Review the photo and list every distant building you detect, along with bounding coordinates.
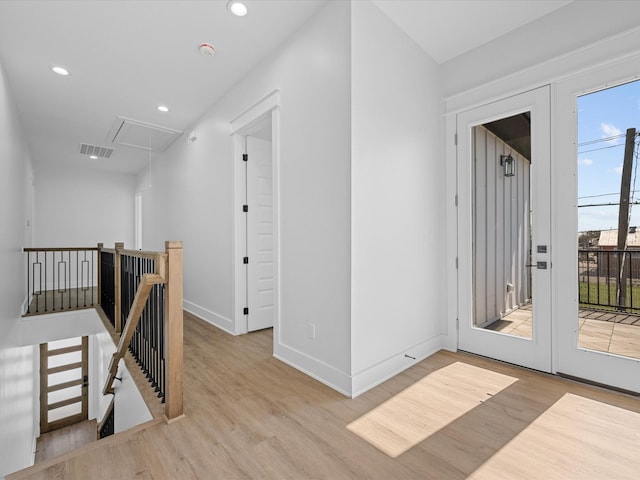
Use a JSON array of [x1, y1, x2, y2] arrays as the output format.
[[597, 228, 640, 278]]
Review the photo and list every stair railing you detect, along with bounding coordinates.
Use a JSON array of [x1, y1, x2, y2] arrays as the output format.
[[23, 241, 184, 423], [23, 247, 99, 315], [100, 241, 184, 423]]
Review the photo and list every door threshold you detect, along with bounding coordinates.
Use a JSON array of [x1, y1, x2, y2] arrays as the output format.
[[556, 372, 640, 397]]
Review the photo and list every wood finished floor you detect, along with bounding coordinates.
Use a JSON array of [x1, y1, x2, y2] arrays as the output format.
[[35, 420, 97, 464], [10, 311, 640, 480], [24, 287, 99, 316]]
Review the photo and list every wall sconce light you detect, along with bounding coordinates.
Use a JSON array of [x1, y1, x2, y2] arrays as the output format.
[[500, 154, 515, 177]]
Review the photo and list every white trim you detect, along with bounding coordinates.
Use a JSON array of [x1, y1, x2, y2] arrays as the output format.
[[444, 113, 459, 351], [134, 192, 143, 250], [229, 90, 281, 338], [183, 300, 236, 336], [445, 26, 640, 114], [274, 343, 352, 397], [271, 108, 282, 349], [351, 335, 444, 398], [231, 132, 247, 335], [230, 90, 280, 134]]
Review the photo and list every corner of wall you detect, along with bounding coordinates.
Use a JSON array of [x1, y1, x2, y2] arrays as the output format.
[[350, 335, 445, 398], [183, 300, 237, 336]]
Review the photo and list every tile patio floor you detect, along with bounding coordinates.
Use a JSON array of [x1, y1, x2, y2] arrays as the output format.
[[486, 305, 640, 360]]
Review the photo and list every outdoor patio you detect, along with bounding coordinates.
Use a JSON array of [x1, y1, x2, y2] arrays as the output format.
[[486, 305, 640, 360]]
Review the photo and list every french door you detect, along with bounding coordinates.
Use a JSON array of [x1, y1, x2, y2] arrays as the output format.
[[457, 86, 552, 372]]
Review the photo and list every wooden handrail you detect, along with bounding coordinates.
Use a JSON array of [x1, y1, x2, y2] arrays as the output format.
[[24, 247, 98, 252], [102, 272, 165, 396], [119, 249, 168, 261]]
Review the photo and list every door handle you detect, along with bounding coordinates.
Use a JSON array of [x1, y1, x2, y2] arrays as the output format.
[[526, 261, 547, 269]]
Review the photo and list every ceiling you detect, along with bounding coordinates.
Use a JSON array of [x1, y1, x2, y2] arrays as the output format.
[[0, 0, 571, 175], [372, 0, 571, 64]]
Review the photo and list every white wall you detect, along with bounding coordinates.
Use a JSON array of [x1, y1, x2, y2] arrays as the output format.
[[35, 166, 135, 248], [350, 1, 444, 395], [442, 1, 640, 99], [138, 0, 353, 391], [92, 329, 152, 434], [0, 57, 37, 478]]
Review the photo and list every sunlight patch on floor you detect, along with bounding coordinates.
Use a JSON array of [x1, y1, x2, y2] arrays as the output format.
[[469, 393, 640, 479], [347, 362, 518, 458]]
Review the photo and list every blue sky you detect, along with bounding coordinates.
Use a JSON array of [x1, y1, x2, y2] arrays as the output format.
[[578, 79, 640, 232]]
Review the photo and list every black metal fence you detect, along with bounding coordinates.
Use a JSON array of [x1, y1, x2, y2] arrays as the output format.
[[579, 248, 640, 311], [24, 247, 98, 315], [120, 252, 166, 402]]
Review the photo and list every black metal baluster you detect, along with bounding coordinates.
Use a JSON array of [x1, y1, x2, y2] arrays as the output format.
[[151, 282, 158, 391], [160, 283, 166, 401], [77, 250, 81, 308]]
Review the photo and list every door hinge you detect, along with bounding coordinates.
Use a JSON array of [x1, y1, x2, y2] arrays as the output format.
[[456, 318, 459, 331], [455, 194, 458, 207], [455, 257, 459, 269], [242, 153, 248, 162], [243, 307, 249, 315], [243, 256, 249, 264], [243, 205, 248, 213], [454, 133, 458, 146]]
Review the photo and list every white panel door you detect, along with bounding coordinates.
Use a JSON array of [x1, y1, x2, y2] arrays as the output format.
[[457, 86, 552, 372], [246, 136, 274, 331]]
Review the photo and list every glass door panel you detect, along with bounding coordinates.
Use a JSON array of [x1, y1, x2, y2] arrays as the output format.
[[457, 86, 551, 372], [555, 59, 640, 393], [576, 79, 640, 362]]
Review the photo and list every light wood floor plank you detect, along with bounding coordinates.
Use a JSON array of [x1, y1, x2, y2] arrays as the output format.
[[10, 311, 640, 480]]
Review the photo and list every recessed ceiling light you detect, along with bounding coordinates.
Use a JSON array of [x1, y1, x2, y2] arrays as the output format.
[[227, 0, 247, 16], [89, 155, 98, 160], [51, 66, 70, 76], [157, 105, 169, 113]]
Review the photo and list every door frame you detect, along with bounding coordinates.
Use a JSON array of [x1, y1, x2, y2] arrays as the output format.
[[554, 57, 640, 392], [230, 90, 281, 336], [456, 86, 553, 372]]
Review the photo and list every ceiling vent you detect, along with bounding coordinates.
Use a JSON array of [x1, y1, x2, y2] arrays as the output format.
[[79, 143, 114, 158], [107, 116, 183, 152]]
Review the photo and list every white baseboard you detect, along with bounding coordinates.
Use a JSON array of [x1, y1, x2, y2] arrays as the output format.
[[183, 299, 236, 335], [274, 342, 352, 397], [350, 335, 445, 398]]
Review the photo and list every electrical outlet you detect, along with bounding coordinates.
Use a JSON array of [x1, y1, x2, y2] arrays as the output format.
[[308, 323, 316, 339]]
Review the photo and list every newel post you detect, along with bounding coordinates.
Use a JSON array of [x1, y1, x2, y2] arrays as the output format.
[[164, 240, 184, 422], [97, 243, 103, 305], [114, 242, 124, 334]]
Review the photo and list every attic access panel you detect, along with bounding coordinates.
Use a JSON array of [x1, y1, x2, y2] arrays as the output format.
[[107, 116, 182, 152]]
